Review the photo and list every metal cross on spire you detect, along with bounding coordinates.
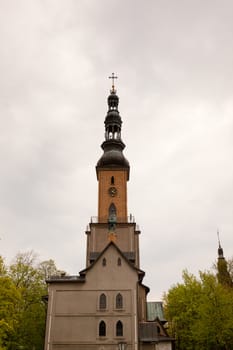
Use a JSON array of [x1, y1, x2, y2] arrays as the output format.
[[109, 72, 118, 92]]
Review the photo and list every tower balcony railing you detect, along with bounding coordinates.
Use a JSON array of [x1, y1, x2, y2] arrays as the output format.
[[90, 215, 136, 224]]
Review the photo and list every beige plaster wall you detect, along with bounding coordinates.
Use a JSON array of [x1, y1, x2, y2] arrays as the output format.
[[45, 245, 139, 350], [87, 224, 139, 267]]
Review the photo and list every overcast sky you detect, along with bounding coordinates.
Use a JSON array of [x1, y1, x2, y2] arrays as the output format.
[[1, 0, 233, 300]]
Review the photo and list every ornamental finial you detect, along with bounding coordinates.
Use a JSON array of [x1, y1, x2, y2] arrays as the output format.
[[217, 229, 221, 247], [109, 72, 118, 93]]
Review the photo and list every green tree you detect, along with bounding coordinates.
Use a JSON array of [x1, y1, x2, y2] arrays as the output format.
[[0, 257, 21, 350], [0, 252, 61, 350], [38, 259, 60, 280], [217, 258, 233, 288], [193, 272, 233, 349], [0, 256, 7, 276], [8, 252, 47, 350], [164, 270, 202, 350], [164, 270, 233, 350], [226, 257, 233, 283]]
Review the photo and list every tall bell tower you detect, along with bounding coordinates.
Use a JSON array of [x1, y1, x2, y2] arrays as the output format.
[[44, 77, 174, 350], [96, 74, 129, 223], [86, 75, 140, 268]]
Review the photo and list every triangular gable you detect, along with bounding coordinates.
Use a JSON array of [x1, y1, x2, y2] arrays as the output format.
[[79, 241, 145, 281], [154, 316, 170, 337]]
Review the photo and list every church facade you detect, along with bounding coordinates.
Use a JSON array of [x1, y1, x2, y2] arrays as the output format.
[[44, 81, 174, 350]]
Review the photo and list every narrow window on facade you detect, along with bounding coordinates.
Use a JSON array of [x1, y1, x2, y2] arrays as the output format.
[[102, 258, 106, 266], [111, 176, 115, 185], [116, 293, 123, 309], [117, 257, 121, 266], [99, 321, 106, 336], [99, 293, 107, 309], [116, 320, 123, 336]]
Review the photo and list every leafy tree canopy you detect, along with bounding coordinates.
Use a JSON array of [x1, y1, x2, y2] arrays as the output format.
[[0, 251, 61, 350], [164, 265, 233, 350]]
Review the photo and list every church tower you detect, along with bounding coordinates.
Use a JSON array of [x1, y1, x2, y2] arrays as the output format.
[[96, 81, 129, 222], [86, 77, 140, 269], [44, 77, 174, 350]]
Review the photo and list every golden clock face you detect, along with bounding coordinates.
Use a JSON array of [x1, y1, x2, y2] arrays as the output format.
[[108, 186, 117, 197]]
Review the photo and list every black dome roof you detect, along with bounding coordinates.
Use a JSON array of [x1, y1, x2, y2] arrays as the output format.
[[96, 140, 129, 179], [97, 148, 129, 168], [107, 92, 119, 109], [96, 86, 130, 180], [105, 110, 122, 127]]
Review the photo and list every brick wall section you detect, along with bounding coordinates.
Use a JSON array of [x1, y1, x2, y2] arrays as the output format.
[[97, 169, 128, 221]]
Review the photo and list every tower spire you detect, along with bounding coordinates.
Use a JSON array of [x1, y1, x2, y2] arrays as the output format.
[[96, 75, 129, 178], [216, 231, 233, 287], [96, 78, 130, 223], [217, 229, 224, 259]]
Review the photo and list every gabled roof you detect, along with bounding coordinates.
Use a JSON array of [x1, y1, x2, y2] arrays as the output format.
[[139, 317, 174, 343], [46, 241, 149, 288], [147, 301, 166, 323], [79, 241, 145, 282]]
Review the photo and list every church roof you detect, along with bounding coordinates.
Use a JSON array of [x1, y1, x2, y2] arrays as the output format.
[[139, 318, 174, 343], [46, 275, 85, 283], [147, 301, 167, 323]]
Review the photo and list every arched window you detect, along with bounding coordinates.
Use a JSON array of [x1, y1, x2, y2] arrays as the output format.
[[109, 203, 116, 217], [99, 293, 106, 309], [102, 258, 106, 266], [99, 321, 106, 336], [117, 257, 121, 266], [111, 176, 115, 185], [108, 204, 117, 230], [116, 293, 123, 309], [116, 320, 123, 336]]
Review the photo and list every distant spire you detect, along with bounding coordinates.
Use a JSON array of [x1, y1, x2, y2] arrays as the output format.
[[216, 230, 233, 287], [217, 229, 224, 259]]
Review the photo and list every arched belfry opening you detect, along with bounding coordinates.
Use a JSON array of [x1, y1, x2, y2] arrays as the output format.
[[108, 203, 117, 231], [109, 203, 116, 217]]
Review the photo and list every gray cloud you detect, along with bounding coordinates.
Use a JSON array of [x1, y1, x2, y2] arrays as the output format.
[[0, 0, 232, 299]]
